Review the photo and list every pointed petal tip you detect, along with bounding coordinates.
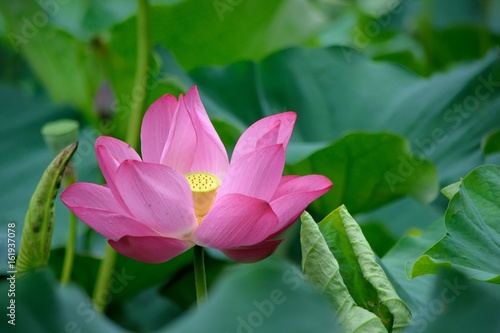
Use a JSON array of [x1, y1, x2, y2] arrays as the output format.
[[231, 112, 296, 165], [173, 86, 229, 177], [279, 111, 297, 122], [186, 85, 199, 96], [311, 174, 333, 190], [95, 135, 133, 150], [141, 93, 179, 163], [268, 174, 333, 237], [59, 185, 72, 205], [95, 135, 111, 147], [95, 136, 141, 189]]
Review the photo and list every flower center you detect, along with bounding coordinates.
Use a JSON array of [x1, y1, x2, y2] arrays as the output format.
[[185, 172, 220, 223]]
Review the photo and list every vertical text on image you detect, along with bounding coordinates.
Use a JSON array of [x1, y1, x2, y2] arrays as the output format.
[[6, 222, 17, 326]]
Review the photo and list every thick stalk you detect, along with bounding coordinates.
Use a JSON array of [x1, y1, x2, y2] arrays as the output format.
[[126, 0, 151, 150], [193, 246, 208, 306], [92, 0, 150, 312], [60, 165, 77, 285], [92, 245, 117, 311]]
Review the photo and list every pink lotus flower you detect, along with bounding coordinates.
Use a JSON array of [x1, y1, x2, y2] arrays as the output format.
[[61, 87, 332, 263]]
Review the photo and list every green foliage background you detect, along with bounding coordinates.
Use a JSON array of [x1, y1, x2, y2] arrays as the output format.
[[0, 0, 499, 332]]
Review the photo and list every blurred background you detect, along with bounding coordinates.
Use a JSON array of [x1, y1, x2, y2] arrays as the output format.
[[0, 0, 499, 332]]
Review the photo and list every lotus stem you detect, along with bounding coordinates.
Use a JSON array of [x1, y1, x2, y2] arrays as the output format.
[[61, 164, 77, 285], [193, 246, 208, 306], [92, 0, 150, 311]]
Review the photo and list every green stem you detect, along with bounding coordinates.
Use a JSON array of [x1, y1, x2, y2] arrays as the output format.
[[418, 0, 436, 74], [126, 0, 151, 150], [61, 165, 77, 285], [92, 244, 117, 312], [193, 246, 207, 306], [91, 0, 150, 312], [479, 0, 491, 55]]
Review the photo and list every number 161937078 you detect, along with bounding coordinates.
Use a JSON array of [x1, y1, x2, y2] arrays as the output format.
[[7, 222, 16, 271]]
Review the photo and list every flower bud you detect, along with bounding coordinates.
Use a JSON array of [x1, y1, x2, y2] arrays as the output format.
[[41, 119, 79, 154]]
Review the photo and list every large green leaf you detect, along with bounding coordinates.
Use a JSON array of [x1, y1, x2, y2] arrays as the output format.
[[48, 248, 100, 295], [318, 206, 412, 332], [47, 248, 194, 303], [107, 287, 182, 332], [482, 129, 500, 155], [3, 43, 499, 267], [159, 253, 228, 309], [328, 0, 500, 75], [356, 197, 441, 239], [111, 251, 195, 302], [301, 210, 395, 333], [0, 2, 103, 124], [103, 0, 325, 140], [47, 0, 137, 39], [359, 222, 398, 257], [186, 45, 500, 234], [380, 220, 444, 313], [287, 132, 438, 215], [166, 259, 338, 333], [4, 260, 337, 332], [191, 46, 500, 187], [16, 142, 77, 275], [0, 269, 129, 333], [411, 165, 500, 283], [108, 0, 324, 71], [0, 86, 99, 273], [406, 269, 500, 333]]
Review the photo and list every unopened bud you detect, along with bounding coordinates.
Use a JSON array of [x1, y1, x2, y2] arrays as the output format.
[[41, 119, 79, 154]]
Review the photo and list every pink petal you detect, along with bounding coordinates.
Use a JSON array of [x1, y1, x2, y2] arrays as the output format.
[[217, 145, 285, 201], [141, 94, 178, 163], [158, 87, 229, 178], [270, 175, 332, 236], [109, 236, 193, 263], [273, 175, 301, 196], [231, 112, 296, 164], [61, 183, 158, 239], [221, 239, 284, 263], [114, 160, 197, 238], [184, 86, 229, 179], [160, 95, 197, 174], [193, 193, 279, 249], [95, 136, 141, 198]]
